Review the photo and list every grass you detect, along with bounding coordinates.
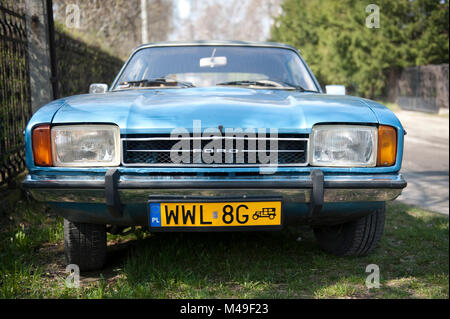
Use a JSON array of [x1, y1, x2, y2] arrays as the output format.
[[0, 188, 448, 299], [376, 100, 402, 113], [376, 100, 449, 118]]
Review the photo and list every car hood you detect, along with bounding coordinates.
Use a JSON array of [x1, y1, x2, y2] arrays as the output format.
[[52, 87, 380, 134]]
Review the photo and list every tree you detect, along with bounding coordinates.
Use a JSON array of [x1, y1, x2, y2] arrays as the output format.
[[174, 0, 283, 41], [270, 0, 449, 98], [52, 0, 174, 59]]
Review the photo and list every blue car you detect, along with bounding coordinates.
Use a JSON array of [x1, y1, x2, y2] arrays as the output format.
[[23, 41, 406, 270]]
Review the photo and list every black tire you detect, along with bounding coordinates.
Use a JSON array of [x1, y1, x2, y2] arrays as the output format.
[[64, 219, 107, 271], [313, 203, 386, 256]]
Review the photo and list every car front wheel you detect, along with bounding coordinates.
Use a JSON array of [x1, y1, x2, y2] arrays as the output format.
[[313, 203, 386, 256], [64, 219, 107, 271]]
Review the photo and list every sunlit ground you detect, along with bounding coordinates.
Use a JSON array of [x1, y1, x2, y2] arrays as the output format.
[[0, 185, 448, 298]]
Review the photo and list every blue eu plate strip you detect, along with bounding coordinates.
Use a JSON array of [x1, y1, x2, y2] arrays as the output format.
[[149, 203, 161, 227]]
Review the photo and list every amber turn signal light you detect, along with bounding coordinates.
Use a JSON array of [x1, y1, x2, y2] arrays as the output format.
[[32, 124, 52, 166], [377, 125, 397, 167]]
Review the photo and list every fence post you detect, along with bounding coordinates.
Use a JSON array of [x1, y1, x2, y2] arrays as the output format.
[[24, 0, 53, 113], [46, 0, 58, 99]]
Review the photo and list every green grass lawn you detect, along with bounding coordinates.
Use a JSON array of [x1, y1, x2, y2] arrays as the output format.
[[0, 188, 448, 299]]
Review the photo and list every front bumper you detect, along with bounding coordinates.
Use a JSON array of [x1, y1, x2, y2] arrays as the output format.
[[23, 169, 406, 226], [24, 171, 406, 203]]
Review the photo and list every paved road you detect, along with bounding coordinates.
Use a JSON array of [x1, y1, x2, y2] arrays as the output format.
[[395, 111, 449, 215]]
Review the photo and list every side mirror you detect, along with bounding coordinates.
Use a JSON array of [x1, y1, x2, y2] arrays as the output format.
[[325, 85, 346, 95], [89, 83, 108, 94]]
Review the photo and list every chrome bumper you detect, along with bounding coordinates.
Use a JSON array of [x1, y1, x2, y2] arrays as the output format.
[[24, 171, 406, 205]]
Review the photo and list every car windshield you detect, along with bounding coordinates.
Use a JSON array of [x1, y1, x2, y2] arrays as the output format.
[[113, 46, 319, 91]]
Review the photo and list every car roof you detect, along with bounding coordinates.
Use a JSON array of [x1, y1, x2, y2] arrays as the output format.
[[132, 40, 299, 54]]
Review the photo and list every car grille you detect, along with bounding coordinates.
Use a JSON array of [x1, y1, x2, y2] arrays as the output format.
[[121, 134, 309, 167]]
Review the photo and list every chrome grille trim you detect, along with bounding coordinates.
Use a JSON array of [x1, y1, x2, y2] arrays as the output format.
[[126, 150, 305, 153], [122, 137, 308, 141], [121, 136, 309, 167]]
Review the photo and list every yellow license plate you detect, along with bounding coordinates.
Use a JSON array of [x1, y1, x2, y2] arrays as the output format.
[[149, 200, 282, 228]]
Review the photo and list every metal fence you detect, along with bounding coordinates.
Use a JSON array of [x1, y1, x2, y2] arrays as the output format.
[[0, 0, 31, 186], [386, 64, 449, 113], [55, 30, 123, 98], [0, 2, 123, 187]]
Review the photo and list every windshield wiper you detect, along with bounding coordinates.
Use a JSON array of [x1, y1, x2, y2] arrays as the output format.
[[216, 79, 318, 92], [216, 80, 284, 88], [261, 79, 319, 92], [278, 82, 319, 93], [117, 78, 195, 89]]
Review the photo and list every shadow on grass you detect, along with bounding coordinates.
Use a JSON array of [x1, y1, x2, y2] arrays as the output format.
[[1, 189, 447, 298], [84, 202, 448, 298]]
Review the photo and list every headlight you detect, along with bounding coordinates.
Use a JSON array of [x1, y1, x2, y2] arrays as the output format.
[[310, 125, 377, 167], [51, 125, 120, 167]]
